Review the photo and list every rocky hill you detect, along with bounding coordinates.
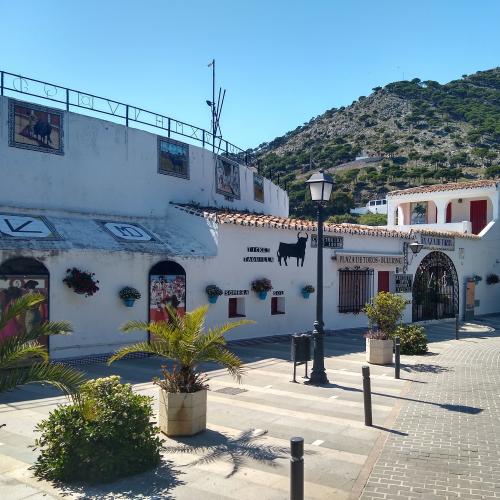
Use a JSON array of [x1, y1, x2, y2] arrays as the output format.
[[252, 68, 500, 221]]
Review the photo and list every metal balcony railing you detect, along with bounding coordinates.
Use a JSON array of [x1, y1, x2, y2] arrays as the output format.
[[0, 70, 250, 164]]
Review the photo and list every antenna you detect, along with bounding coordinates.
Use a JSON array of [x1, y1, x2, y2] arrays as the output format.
[[207, 59, 226, 155]]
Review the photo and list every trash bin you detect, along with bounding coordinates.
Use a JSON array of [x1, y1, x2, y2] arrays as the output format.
[[291, 334, 312, 363]]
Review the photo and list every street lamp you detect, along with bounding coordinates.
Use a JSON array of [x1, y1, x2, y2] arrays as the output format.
[[306, 170, 334, 385], [402, 239, 424, 272]]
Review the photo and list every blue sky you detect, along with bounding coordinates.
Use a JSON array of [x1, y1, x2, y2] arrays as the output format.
[[0, 0, 498, 149]]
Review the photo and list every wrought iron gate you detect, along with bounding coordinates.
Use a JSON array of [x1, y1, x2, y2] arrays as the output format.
[[412, 251, 459, 322]]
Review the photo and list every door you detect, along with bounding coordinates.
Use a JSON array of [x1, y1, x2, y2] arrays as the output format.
[[378, 271, 390, 293], [446, 203, 452, 223], [470, 200, 487, 234]]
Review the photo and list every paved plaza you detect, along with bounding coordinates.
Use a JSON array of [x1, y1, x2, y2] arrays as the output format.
[[1, 318, 500, 499]]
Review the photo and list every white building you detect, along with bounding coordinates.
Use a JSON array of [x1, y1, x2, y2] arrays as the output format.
[[1, 78, 500, 360]]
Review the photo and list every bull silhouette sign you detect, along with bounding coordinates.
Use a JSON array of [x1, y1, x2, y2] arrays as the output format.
[[277, 232, 308, 267]]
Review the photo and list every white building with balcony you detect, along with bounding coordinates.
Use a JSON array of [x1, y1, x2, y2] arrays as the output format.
[[387, 180, 499, 235]]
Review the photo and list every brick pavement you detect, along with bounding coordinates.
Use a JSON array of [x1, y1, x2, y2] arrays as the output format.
[[361, 318, 500, 500]]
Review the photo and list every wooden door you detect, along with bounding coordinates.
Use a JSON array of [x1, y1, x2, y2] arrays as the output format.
[[470, 200, 487, 234], [378, 271, 390, 293], [446, 203, 452, 223]]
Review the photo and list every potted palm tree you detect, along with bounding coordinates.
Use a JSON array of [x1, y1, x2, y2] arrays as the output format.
[[108, 304, 253, 436], [0, 293, 84, 395]]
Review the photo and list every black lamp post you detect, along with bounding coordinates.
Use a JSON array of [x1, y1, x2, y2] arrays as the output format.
[[306, 170, 334, 385]]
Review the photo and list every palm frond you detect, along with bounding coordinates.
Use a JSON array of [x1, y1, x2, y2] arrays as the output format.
[[0, 362, 84, 395], [27, 320, 73, 338], [0, 340, 49, 368], [0, 293, 45, 331], [107, 341, 165, 365]]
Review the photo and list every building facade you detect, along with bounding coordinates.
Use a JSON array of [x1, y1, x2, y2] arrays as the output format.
[[1, 90, 500, 360]]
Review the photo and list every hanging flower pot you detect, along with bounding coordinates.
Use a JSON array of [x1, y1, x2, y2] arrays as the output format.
[[251, 278, 273, 300], [119, 287, 141, 307], [63, 268, 99, 297], [302, 285, 315, 299], [205, 285, 223, 304]]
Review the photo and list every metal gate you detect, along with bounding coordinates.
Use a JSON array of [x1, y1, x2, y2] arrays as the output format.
[[412, 251, 459, 322]]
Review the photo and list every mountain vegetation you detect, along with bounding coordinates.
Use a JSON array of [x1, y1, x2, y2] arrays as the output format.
[[251, 68, 500, 221]]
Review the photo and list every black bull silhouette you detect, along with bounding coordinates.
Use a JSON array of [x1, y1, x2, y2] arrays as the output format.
[[277, 232, 308, 266]]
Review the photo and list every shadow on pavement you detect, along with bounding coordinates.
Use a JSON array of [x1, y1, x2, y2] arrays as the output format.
[[53, 460, 184, 499], [163, 428, 293, 478]]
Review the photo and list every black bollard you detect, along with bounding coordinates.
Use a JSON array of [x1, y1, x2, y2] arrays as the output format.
[[362, 365, 373, 426], [455, 314, 460, 340], [290, 437, 304, 500], [395, 337, 401, 380]]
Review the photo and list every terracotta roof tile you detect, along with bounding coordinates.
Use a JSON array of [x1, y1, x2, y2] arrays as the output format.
[[388, 179, 499, 197], [172, 204, 480, 240]]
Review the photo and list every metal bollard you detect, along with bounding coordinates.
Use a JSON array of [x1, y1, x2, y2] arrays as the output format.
[[455, 314, 460, 340], [290, 436, 304, 500], [362, 366, 373, 426], [395, 337, 401, 380]]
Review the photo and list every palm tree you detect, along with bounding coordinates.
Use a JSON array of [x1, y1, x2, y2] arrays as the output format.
[[108, 304, 253, 388], [0, 293, 84, 395]]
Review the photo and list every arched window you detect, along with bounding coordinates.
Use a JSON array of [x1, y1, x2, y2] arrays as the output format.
[[149, 261, 186, 322], [0, 257, 49, 344]]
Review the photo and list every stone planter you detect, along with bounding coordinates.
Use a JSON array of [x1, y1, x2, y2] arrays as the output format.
[[366, 338, 393, 365], [158, 388, 207, 436]]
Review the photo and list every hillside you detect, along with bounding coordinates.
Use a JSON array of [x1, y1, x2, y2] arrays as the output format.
[[253, 68, 500, 221]]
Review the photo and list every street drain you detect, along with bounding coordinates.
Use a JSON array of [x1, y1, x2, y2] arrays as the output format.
[[213, 387, 248, 395]]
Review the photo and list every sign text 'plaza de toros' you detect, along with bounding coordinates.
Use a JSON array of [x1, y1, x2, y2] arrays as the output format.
[[334, 253, 404, 266]]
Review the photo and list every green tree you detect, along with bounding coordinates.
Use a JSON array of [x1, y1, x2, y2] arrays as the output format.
[[108, 304, 253, 388], [0, 293, 84, 395], [358, 213, 387, 226]]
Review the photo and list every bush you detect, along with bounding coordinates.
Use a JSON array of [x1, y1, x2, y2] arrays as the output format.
[[302, 285, 315, 293], [205, 284, 223, 297], [32, 376, 162, 484], [251, 278, 273, 293], [363, 291, 406, 339], [119, 286, 141, 300], [486, 274, 499, 285], [392, 325, 428, 355]]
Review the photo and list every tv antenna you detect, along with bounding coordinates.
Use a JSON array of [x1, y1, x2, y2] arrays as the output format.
[[206, 59, 226, 154]]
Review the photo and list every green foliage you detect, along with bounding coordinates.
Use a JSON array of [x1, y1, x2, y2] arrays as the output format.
[[32, 376, 162, 483], [363, 292, 406, 338], [326, 213, 358, 224], [392, 325, 428, 355], [109, 304, 252, 390], [358, 213, 387, 226], [0, 293, 84, 395]]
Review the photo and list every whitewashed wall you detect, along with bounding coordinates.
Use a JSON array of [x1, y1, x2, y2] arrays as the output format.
[[1, 214, 499, 359], [0, 96, 288, 218]]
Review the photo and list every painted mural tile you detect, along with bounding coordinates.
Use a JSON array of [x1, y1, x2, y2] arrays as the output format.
[[253, 173, 264, 203], [0, 214, 60, 240], [157, 137, 190, 178], [95, 220, 158, 243], [216, 157, 241, 199], [8, 99, 64, 155]]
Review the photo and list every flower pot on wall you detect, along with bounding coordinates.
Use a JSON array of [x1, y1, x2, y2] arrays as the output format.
[[366, 338, 393, 365], [208, 295, 218, 304], [258, 291, 268, 300], [302, 291, 310, 299], [158, 389, 207, 436], [123, 298, 135, 307]]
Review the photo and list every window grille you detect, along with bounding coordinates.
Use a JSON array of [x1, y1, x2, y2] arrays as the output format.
[[338, 269, 374, 313]]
